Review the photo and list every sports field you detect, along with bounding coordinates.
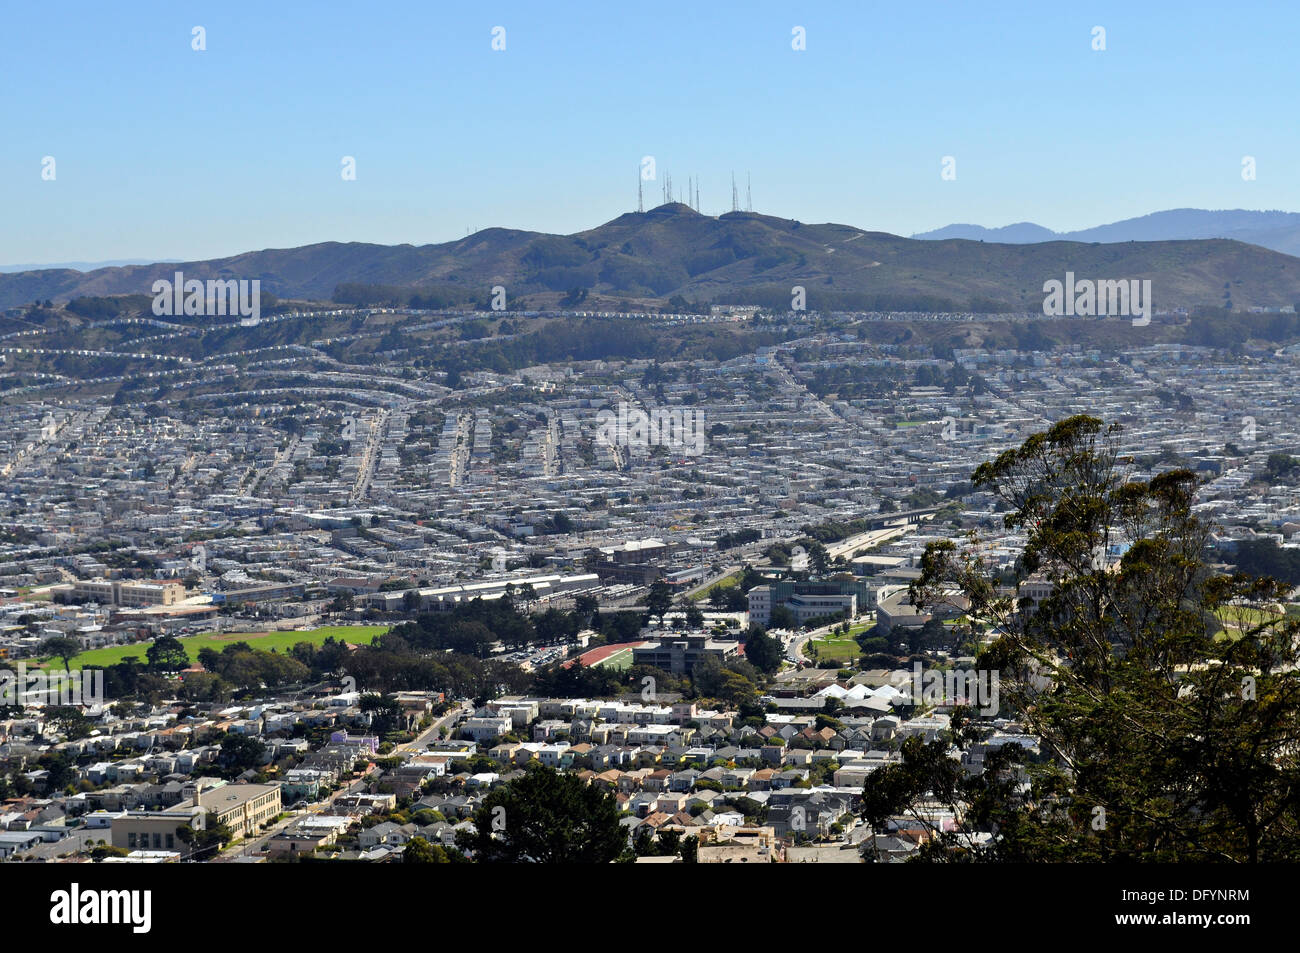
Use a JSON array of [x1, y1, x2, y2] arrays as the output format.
[[806, 637, 861, 662], [35, 625, 390, 670], [594, 646, 636, 671], [568, 641, 645, 671]]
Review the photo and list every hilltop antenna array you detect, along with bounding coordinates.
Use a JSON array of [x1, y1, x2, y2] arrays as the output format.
[[746, 172, 752, 212], [731, 172, 738, 212], [637, 165, 643, 213], [648, 169, 703, 211]]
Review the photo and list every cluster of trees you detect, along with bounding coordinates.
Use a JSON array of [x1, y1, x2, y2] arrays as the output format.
[[338, 595, 666, 698], [65, 294, 153, 320], [764, 540, 831, 574], [382, 596, 605, 657], [458, 767, 627, 862], [910, 361, 985, 395], [1229, 538, 1300, 586], [716, 528, 762, 550], [343, 644, 529, 701], [1258, 452, 1300, 484], [170, 642, 310, 701], [203, 733, 269, 780], [1181, 307, 1300, 350], [403, 836, 468, 863], [866, 416, 1300, 861]]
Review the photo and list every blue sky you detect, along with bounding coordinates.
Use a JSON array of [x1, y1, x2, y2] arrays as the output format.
[[2, 1, 1295, 264]]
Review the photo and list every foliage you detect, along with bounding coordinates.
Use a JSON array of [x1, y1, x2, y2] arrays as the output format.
[[459, 768, 626, 863], [866, 416, 1300, 862]]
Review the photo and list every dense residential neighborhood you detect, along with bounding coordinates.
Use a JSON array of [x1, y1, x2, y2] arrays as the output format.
[[4, 298, 1300, 865]]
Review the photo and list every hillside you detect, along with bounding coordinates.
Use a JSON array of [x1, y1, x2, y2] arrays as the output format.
[[914, 208, 1300, 258], [5, 204, 1300, 312]]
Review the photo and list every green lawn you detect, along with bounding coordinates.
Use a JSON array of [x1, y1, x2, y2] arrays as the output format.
[[37, 625, 391, 670], [1214, 606, 1283, 630], [806, 637, 861, 662]]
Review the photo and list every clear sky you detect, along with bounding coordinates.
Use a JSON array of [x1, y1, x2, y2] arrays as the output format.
[[3, 0, 1296, 264]]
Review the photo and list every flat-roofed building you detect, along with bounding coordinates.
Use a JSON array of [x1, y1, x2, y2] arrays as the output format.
[[110, 781, 282, 853], [118, 581, 184, 607], [72, 579, 185, 607], [633, 635, 738, 675]]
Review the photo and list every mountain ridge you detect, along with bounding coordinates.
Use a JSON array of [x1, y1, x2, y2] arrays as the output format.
[[5, 205, 1300, 313], [912, 208, 1300, 256]]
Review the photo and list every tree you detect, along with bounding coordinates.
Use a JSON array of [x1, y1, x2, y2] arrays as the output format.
[[534, 607, 570, 644], [46, 707, 93, 740], [40, 636, 82, 669], [680, 834, 699, 863], [684, 601, 705, 629], [459, 768, 626, 862], [176, 812, 234, 858], [645, 580, 673, 627], [807, 541, 830, 576], [743, 628, 783, 674], [146, 635, 189, 673], [403, 836, 463, 863], [867, 416, 1300, 862], [768, 605, 796, 630], [360, 693, 405, 737], [218, 733, 267, 777], [574, 593, 599, 627]]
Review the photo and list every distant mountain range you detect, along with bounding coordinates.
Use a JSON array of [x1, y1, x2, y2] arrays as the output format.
[[5, 206, 1300, 313], [912, 208, 1300, 257], [0, 258, 176, 274]]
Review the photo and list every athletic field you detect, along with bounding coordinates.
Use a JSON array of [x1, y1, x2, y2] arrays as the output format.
[[34, 625, 390, 670]]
